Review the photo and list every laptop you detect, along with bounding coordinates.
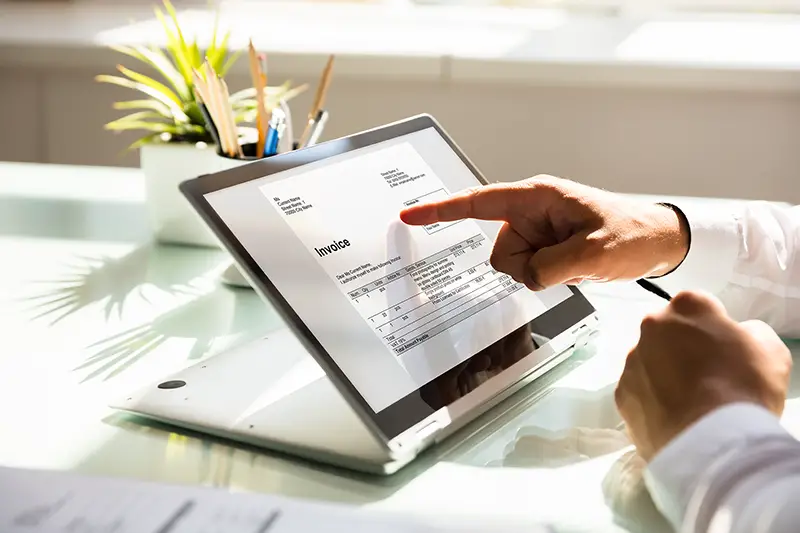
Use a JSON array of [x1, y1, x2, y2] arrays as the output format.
[[112, 114, 599, 475]]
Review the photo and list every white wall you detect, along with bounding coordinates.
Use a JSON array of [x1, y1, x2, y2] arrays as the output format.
[[2, 65, 799, 202]]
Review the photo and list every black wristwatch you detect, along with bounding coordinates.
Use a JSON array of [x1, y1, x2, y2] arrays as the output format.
[[635, 202, 692, 302]]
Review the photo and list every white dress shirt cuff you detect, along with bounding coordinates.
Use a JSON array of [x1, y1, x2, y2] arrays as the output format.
[[643, 403, 788, 531], [656, 203, 740, 296]]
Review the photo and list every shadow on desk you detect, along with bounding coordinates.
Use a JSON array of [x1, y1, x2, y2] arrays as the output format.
[[21, 241, 281, 382], [23, 242, 221, 325], [74, 285, 268, 382]]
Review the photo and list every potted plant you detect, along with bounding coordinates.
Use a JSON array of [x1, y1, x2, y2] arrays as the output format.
[[96, 0, 304, 247]]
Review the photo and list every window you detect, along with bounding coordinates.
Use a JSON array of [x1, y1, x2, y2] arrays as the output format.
[[410, 0, 800, 15], [164, 0, 800, 16]]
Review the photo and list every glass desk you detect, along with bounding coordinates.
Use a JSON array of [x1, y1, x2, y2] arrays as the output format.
[[2, 162, 799, 533]]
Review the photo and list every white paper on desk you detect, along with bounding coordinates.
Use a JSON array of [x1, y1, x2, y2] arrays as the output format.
[[0, 467, 550, 533]]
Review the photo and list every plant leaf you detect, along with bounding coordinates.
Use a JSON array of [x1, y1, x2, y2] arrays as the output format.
[[183, 101, 206, 127], [231, 83, 309, 112], [163, 0, 195, 74], [206, 30, 230, 72], [109, 44, 147, 63], [96, 74, 189, 123], [110, 44, 191, 102], [270, 83, 309, 106], [218, 48, 241, 77], [115, 65, 183, 108], [229, 80, 291, 102], [108, 110, 169, 124], [136, 46, 191, 101], [154, 5, 193, 87], [235, 110, 256, 124], [104, 120, 180, 133], [125, 133, 161, 152], [113, 99, 172, 116], [191, 42, 202, 69]]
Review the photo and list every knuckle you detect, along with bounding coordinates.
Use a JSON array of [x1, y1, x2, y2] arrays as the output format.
[[672, 290, 703, 305], [526, 174, 561, 191], [581, 233, 607, 261], [670, 290, 717, 314], [640, 313, 660, 330], [460, 186, 483, 218], [463, 185, 484, 198]]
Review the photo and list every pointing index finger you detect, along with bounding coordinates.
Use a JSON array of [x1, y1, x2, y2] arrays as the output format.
[[399, 184, 512, 226]]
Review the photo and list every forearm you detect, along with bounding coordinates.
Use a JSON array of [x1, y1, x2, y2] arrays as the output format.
[[645, 404, 800, 533], [658, 202, 800, 338]]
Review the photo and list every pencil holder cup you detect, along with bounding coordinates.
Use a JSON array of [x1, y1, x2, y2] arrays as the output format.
[[216, 142, 270, 162], [140, 136, 254, 249]]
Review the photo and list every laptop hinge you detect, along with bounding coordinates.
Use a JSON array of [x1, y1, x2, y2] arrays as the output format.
[[414, 419, 442, 442], [572, 319, 598, 350], [573, 325, 590, 349]]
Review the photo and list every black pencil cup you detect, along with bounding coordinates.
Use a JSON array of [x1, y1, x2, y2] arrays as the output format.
[[217, 142, 281, 162]]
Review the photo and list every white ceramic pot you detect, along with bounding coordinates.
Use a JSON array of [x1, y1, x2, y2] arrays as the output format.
[[140, 142, 246, 247]]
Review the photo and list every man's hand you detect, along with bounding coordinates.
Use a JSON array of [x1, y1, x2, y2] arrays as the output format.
[[615, 290, 792, 461], [399, 176, 690, 290]]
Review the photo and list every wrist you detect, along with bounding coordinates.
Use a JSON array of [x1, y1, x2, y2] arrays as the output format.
[[650, 203, 691, 277]]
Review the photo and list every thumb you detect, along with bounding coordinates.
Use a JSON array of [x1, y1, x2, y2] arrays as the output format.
[[526, 232, 598, 289]]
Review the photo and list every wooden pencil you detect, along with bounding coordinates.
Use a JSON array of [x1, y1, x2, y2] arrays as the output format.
[[220, 77, 243, 158], [248, 41, 268, 157], [298, 55, 335, 147]]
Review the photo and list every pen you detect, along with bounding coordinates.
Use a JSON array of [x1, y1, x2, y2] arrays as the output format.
[[278, 99, 294, 153], [636, 279, 672, 302], [198, 101, 221, 151], [305, 109, 329, 147], [264, 109, 286, 157], [298, 55, 335, 148]]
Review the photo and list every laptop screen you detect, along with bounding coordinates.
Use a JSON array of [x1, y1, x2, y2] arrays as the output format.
[[203, 124, 594, 439]]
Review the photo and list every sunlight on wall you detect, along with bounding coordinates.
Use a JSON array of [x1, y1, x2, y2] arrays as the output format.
[[92, 2, 567, 58], [616, 19, 800, 65]]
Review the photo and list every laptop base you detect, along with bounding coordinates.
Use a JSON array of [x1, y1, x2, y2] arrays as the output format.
[[112, 328, 413, 475]]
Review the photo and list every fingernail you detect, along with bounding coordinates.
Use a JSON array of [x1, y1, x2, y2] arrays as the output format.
[[525, 281, 544, 291]]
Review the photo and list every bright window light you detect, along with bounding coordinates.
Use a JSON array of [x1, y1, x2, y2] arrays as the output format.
[[616, 19, 800, 65]]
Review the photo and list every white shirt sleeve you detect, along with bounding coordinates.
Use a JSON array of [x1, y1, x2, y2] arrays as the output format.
[[657, 201, 800, 338], [640, 202, 800, 532], [644, 403, 800, 533]]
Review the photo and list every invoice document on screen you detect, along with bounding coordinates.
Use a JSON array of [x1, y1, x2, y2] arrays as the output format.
[[260, 142, 570, 402]]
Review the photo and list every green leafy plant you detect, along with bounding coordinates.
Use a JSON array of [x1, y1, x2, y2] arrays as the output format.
[[96, 0, 305, 149]]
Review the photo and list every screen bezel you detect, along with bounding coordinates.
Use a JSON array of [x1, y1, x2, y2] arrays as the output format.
[[180, 114, 596, 444]]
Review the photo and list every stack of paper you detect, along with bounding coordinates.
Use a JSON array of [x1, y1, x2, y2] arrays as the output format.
[[0, 467, 549, 533]]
